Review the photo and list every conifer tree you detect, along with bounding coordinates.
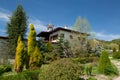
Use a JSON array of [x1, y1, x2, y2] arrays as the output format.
[[7, 4, 27, 56], [28, 24, 42, 69], [98, 51, 112, 74], [14, 36, 26, 72]]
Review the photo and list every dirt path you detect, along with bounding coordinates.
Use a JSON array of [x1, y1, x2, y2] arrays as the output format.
[[111, 59, 120, 80]]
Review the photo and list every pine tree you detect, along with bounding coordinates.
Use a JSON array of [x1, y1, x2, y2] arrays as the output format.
[[7, 4, 27, 56], [14, 36, 26, 72], [28, 24, 42, 69]]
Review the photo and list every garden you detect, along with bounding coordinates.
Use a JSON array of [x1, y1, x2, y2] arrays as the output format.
[[0, 4, 120, 80]]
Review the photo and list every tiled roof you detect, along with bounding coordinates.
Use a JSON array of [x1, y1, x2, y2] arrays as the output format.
[[37, 27, 89, 37]]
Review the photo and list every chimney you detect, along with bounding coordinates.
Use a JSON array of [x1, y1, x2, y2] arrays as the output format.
[[47, 23, 54, 31], [64, 25, 68, 29]]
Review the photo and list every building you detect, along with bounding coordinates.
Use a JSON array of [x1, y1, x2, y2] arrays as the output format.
[[37, 24, 89, 47], [0, 36, 9, 63]]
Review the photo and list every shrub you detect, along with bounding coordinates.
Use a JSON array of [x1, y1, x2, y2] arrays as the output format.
[[43, 52, 57, 63], [98, 51, 118, 75], [39, 58, 84, 80], [45, 42, 54, 52], [73, 58, 88, 64], [104, 64, 119, 75], [72, 57, 99, 64], [0, 65, 12, 75], [0, 69, 42, 80], [0, 74, 28, 80], [87, 77, 97, 80], [22, 69, 42, 80], [85, 63, 93, 75], [72, 47, 89, 57], [112, 51, 120, 59]]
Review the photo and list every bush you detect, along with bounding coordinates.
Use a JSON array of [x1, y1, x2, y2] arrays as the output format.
[[0, 65, 12, 75], [22, 69, 42, 80], [72, 57, 99, 64], [72, 58, 89, 64], [43, 53, 57, 63], [39, 58, 84, 80], [85, 63, 93, 75], [72, 47, 89, 57], [87, 77, 97, 80], [0, 69, 42, 80], [112, 51, 120, 59], [98, 51, 118, 75], [104, 64, 119, 75]]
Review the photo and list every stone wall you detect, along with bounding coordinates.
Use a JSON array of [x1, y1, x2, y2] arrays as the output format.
[[0, 36, 8, 63]]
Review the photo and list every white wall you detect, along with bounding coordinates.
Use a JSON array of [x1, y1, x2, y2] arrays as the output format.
[[49, 30, 88, 47]]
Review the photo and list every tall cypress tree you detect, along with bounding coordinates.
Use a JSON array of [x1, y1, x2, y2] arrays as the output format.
[[28, 24, 42, 69], [14, 36, 26, 72], [7, 4, 27, 57]]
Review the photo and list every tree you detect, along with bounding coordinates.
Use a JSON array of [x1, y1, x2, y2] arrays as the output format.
[[37, 38, 46, 53], [56, 38, 64, 57], [28, 24, 42, 69], [98, 51, 112, 74], [73, 16, 94, 39], [56, 38, 73, 58], [14, 36, 26, 72], [73, 16, 83, 32], [7, 4, 27, 57]]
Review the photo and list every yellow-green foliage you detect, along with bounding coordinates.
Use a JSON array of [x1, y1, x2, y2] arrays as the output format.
[[28, 24, 43, 69], [29, 46, 43, 69], [14, 36, 26, 72], [28, 24, 36, 56]]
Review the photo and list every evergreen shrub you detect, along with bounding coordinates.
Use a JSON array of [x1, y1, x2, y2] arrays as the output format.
[[0, 65, 12, 75], [39, 58, 84, 80], [112, 51, 120, 59], [98, 51, 118, 75]]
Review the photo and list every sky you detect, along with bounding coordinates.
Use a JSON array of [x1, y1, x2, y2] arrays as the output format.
[[0, 0, 120, 41]]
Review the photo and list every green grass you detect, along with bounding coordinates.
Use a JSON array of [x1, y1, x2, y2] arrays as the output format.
[[91, 65, 99, 75]]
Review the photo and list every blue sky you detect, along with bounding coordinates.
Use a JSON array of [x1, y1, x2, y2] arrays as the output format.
[[0, 0, 120, 41]]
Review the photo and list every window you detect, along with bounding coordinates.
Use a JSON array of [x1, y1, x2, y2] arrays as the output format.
[[70, 35, 73, 39], [50, 34, 58, 41], [60, 33, 64, 39]]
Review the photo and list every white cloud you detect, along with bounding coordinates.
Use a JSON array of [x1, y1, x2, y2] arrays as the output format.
[[0, 8, 11, 21], [28, 18, 47, 33], [93, 32, 120, 41]]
